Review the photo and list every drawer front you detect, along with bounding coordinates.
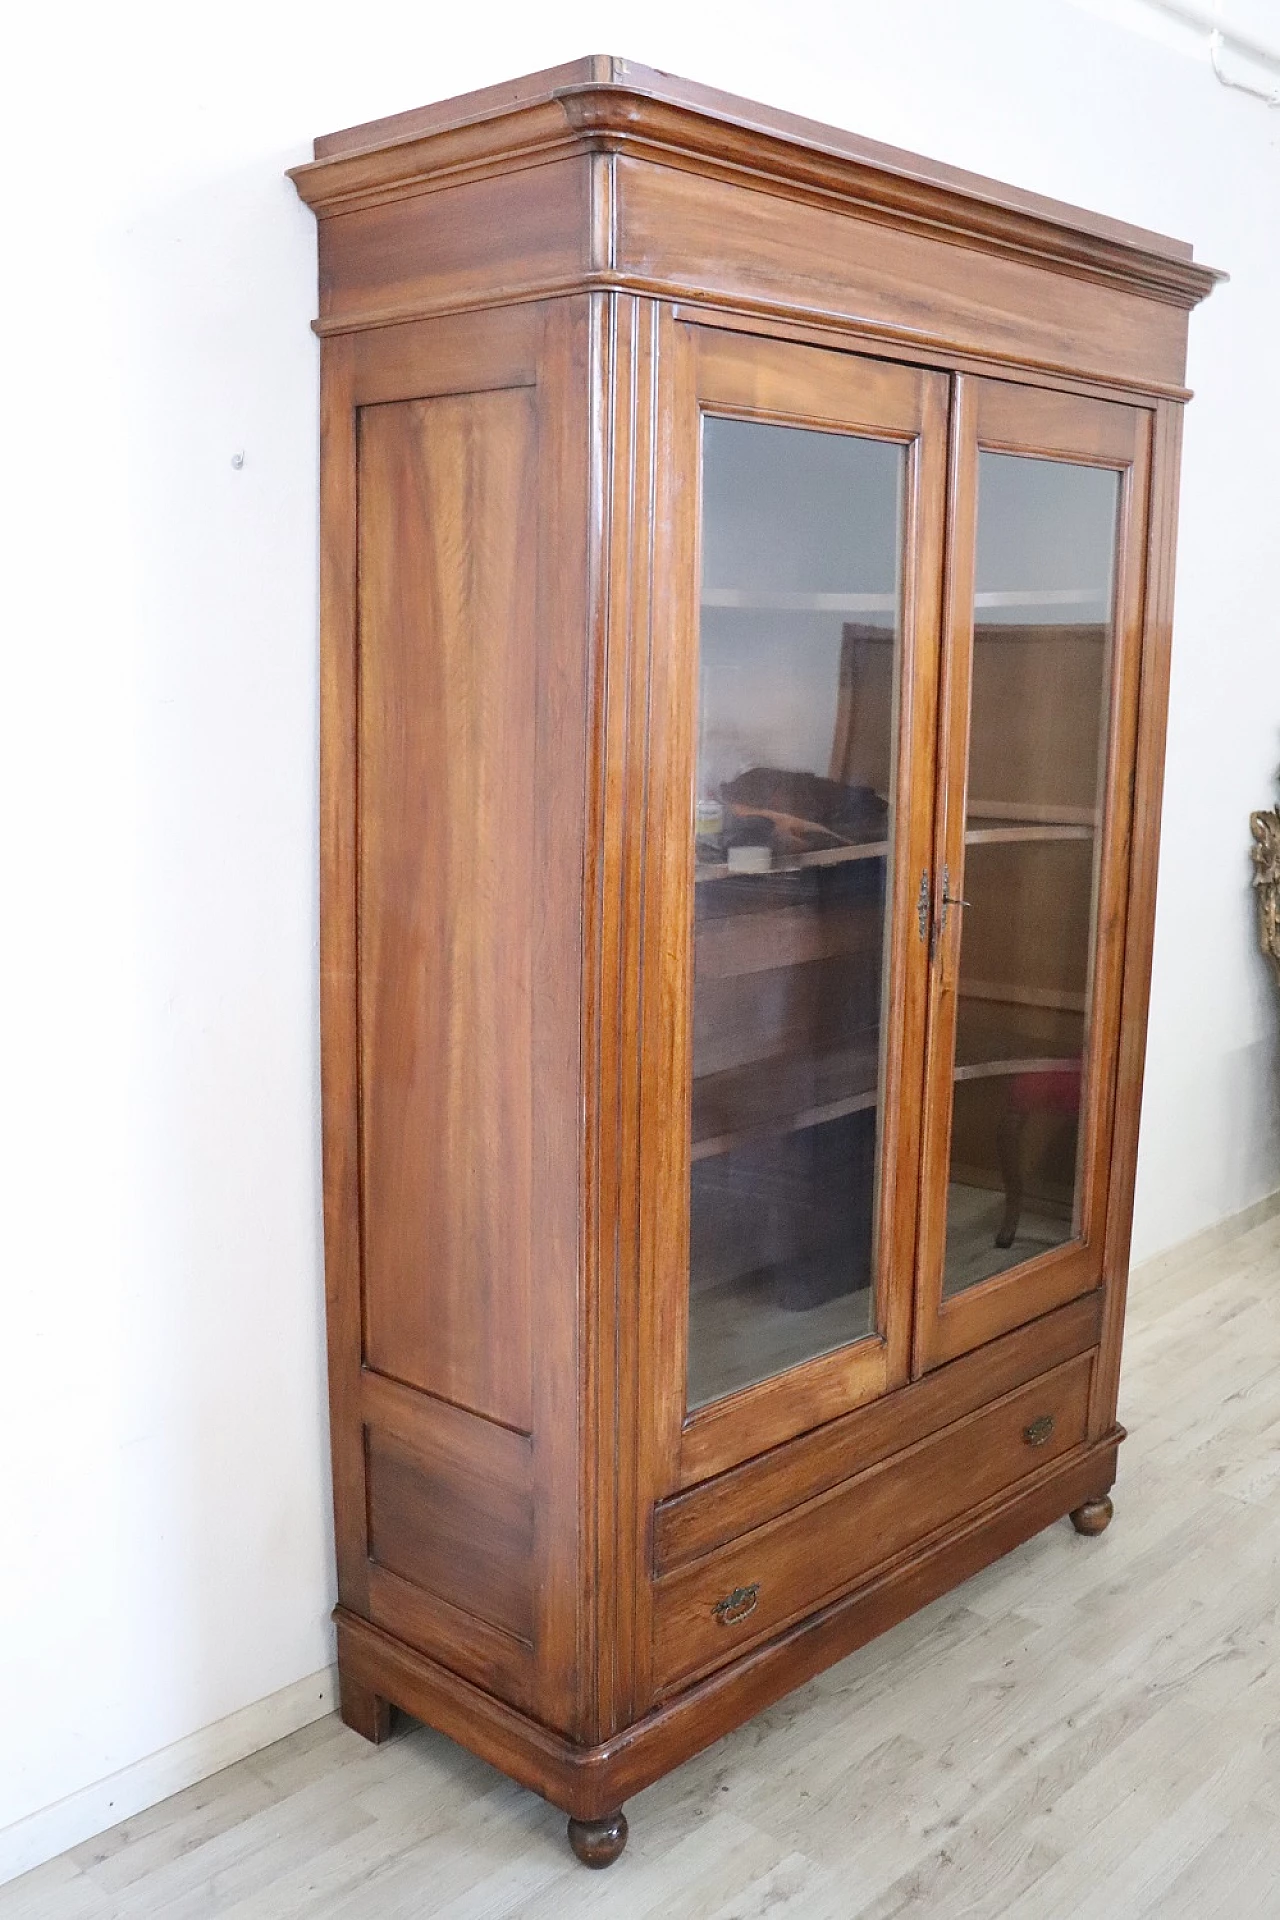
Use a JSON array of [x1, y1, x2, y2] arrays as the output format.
[[654, 1296, 1103, 1573], [652, 1351, 1092, 1691]]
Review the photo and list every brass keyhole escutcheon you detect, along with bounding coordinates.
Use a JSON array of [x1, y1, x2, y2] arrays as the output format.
[[1023, 1414, 1055, 1447], [713, 1582, 760, 1626]]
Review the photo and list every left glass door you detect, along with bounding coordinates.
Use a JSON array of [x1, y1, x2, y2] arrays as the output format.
[[643, 320, 948, 1491]]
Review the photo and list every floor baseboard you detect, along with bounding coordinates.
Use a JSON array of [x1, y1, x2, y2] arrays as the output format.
[[0, 1663, 338, 1887], [6, 1195, 1279, 1890], [1129, 1186, 1280, 1294]]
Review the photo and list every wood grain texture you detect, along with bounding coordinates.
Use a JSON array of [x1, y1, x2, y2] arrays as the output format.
[[637, 320, 950, 1510], [365, 1565, 534, 1712], [1093, 400, 1185, 1443], [666, 297, 1202, 408], [315, 159, 594, 331], [590, 291, 659, 1742], [651, 1354, 1094, 1692], [566, 1809, 628, 1867], [336, 1671, 391, 1745], [317, 330, 370, 1620], [294, 60, 1216, 1860], [322, 1428, 1118, 1826], [304, 55, 1190, 267], [348, 303, 539, 406], [1069, 1493, 1114, 1535], [28, 1208, 1280, 1915], [290, 57, 1220, 310], [654, 1292, 1103, 1571], [319, 299, 594, 1745], [364, 1395, 534, 1641], [523, 297, 595, 1739], [291, 62, 1220, 410], [913, 378, 1153, 1375], [357, 384, 537, 1431], [311, 57, 619, 159], [613, 158, 1193, 394]]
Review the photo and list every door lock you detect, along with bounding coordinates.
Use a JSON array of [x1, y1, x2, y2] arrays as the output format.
[[939, 863, 970, 936]]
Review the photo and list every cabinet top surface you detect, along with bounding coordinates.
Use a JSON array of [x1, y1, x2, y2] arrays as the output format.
[[293, 53, 1220, 307]]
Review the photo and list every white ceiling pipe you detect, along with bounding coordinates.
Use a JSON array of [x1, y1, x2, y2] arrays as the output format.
[[1145, 0, 1280, 69], [1209, 29, 1280, 104]]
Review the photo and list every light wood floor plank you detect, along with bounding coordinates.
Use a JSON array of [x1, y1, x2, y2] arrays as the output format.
[[3, 1203, 1279, 1916]]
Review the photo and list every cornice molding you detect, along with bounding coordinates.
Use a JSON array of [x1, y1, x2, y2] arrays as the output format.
[[288, 62, 1224, 313], [308, 274, 1197, 407]]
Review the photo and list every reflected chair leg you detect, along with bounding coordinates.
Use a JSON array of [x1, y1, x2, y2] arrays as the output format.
[[996, 1106, 1026, 1248]]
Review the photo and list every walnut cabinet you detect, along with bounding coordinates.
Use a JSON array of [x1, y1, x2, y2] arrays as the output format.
[[290, 59, 1219, 1866]]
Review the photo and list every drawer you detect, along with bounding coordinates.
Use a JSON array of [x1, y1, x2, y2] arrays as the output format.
[[652, 1350, 1092, 1692], [654, 1295, 1103, 1572]]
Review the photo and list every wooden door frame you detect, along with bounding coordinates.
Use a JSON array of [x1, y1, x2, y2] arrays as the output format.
[[1090, 397, 1185, 1443], [633, 309, 950, 1535], [912, 375, 1154, 1374]]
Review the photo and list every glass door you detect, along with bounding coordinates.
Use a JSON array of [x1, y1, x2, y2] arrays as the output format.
[[914, 376, 1152, 1372], [644, 319, 948, 1490]]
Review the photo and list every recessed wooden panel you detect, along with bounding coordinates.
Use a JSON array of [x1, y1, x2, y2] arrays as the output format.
[[365, 1564, 534, 1710], [357, 386, 537, 1430], [615, 159, 1188, 392], [366, 1413, 534, 1643]]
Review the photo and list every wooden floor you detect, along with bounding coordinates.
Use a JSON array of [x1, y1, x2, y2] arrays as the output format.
[[7, 1207, 1280, 1918]]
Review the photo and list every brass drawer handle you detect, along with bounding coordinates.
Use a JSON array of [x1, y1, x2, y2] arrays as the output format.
[[1023, 1414, 1055, 1448], [713, 1582, 760, 1627]]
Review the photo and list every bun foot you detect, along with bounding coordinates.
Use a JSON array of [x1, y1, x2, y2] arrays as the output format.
[[1070, 1495, 1114, 1537], [567, 1809, 628, 1867]]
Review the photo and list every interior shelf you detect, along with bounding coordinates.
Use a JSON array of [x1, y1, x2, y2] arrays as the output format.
[[973, 589, 1108, 611], [951, 1053, 1081, 1085], [701, 588, 896, 612], [967, 799, 1098, 827], [694, 814, 1094, 884], [701, 587, 1108, 613], [964, 823, 1094, 847], [695, 898, 880, 981], [695, 839, 888, 882], [691, 1045, 880, 1162], [691, 1041, 1082, 1161], [959, 978, 1088, 1015]]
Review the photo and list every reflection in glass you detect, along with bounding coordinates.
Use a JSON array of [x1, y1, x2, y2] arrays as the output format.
[[942, 453, 1119, 1298], [687, 417, 904, 1408]]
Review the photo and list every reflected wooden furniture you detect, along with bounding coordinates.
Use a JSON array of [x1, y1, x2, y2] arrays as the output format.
[[290, 57, 1219, 1867]]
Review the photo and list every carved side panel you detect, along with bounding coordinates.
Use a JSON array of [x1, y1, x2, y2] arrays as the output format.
[[357, 386, 538, 1431]]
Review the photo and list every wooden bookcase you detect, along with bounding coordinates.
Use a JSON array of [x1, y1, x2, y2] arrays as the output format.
[[290, 57, 1220, 1866]]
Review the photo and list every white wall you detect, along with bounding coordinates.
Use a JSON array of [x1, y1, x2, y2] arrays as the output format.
[[2, 0, 1277, 1878]]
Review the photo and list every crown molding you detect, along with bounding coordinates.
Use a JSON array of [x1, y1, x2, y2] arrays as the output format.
[[289, 59, 1224, 313]]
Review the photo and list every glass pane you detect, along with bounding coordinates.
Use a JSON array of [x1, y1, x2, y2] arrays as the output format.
[[688, 416, 905, 1409], [943, 452, 1119, 1298]]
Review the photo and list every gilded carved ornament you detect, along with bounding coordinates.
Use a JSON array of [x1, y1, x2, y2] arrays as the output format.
[[1249, 773, 1280, 984]]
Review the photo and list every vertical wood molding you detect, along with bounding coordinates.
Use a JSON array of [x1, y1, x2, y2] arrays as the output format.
[[1093, 398, 1185, 1440]]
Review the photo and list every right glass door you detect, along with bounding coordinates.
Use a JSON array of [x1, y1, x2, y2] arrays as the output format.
[[915, 377, 1152, 1372]]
